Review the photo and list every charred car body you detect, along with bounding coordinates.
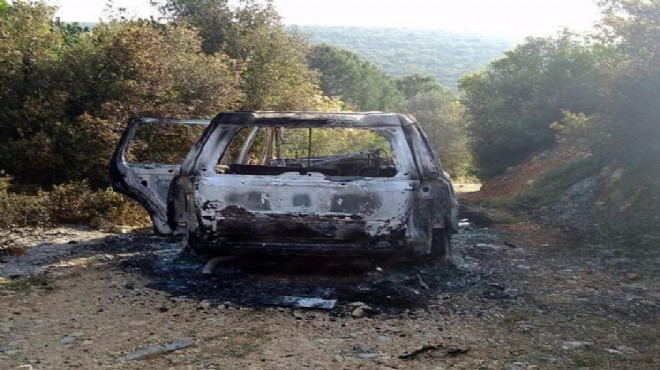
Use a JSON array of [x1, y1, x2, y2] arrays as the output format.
[[111, 112, 458, 260]]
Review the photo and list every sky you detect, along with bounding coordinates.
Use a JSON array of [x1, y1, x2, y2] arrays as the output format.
[[48, 0, 602, 39]]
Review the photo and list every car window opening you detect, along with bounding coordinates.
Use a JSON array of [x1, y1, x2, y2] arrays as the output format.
[[216, 126, 397, 178], [126, 122, 206, 165]]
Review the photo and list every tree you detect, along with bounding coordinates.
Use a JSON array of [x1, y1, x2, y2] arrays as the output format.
[[0, 2, 243, 186], [396, 73, 445, 100], [159, 0, 323, 111], [308, 44, 403, 111], [459, 33, 605, 177], [597, 0, 660, 164], [401, 89, 473, 178], [160, 0, 279, 56]]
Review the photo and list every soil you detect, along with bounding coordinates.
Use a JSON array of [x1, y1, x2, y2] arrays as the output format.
[[464, 141, 590, 202], [1, 202, 658, 370]]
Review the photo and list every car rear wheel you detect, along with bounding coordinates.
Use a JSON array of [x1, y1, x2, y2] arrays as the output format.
[[430, 227, 452, 263]]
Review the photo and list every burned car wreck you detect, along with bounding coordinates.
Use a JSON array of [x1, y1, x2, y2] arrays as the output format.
[[111, 112, 459, 260]]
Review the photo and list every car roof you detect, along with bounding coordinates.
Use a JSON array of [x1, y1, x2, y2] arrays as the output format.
[[211, 111, 413, 127]]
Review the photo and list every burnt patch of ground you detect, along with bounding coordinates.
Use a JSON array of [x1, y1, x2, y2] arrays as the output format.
[[4, 208, 656, 369], [116, 236, 496, 313], [1, 223, 516, 316]]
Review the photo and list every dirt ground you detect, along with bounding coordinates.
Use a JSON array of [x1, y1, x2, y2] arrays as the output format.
[[1, 203, 658, 370]]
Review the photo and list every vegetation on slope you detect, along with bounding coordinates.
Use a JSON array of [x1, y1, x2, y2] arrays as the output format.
[[463, 0, 660, 247]]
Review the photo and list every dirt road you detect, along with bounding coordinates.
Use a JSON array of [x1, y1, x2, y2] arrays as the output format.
[[1, 204, 658, 369]]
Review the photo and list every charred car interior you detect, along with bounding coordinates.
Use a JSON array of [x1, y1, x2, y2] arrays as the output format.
[[111, 112, 459, 261]]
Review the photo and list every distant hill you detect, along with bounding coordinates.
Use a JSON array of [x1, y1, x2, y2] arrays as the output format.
[[292, 25, 517, 91]]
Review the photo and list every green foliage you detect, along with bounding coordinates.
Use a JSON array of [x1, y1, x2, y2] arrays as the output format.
[[0, 0, 9, 15], [596, 0, 660, 164], [0, 275, 51, 293], [0, 173, 148, 228], [238, 27, 321, 110], [280, 128, 390, 157], [296, 25, 516, 91], [459, 33, 606, 178], [0, 2, 243, 187], [459, 1, 659, 180], [308, 44, 404, 111], [396, 74, 445, 100], [550, 110, 608, 148], [0, 174, 50, 227], [160, 0, 279, 56], [401, 89, 474, 179], [0, 1, 471, 229], [160, 0, 324, 111]]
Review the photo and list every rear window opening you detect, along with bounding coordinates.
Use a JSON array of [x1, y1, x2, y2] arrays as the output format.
[[216, 127, 397, 178]]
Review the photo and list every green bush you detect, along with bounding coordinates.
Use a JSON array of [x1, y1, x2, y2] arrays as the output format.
[[0, 174, 148, 229], [459, 33, 605, 178]]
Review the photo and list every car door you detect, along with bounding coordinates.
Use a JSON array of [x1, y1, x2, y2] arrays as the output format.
[[110, 118, 209, 235]]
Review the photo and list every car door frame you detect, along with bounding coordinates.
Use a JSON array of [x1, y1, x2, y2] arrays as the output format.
[[110, 117, 210, 235]]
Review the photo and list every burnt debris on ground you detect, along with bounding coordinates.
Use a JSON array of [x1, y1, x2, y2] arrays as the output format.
[[1, 209, 520, 315], [109, 218, 514, 314]]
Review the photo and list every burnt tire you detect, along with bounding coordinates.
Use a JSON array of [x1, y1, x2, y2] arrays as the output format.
[[430, 227, 452, 263]]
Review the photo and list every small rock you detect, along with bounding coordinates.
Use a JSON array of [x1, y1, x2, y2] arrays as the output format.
[[540, 356, 558, 364], [199, 301, 211, 310], [60, 336, 76, 346], [9, 365, 33, 370], [518, 323, 534, 333], [90, 217, 111, 230], [503, 288, 519, 298], [0, 340, 23, 353], [110, 225, 131, 234], [615, 345, 638, 354], [332, 355, 344, 363], [625, 273, 642, 282], [352, 306, 369, 318], [354, 344, 374, 353], [351, 304, 375, 318], [7, 245, 26, 256], [561, 341, 591, 350], [376, 335, 392, 342], [504, 362, 535, 370], [116, 339, 194, 363]]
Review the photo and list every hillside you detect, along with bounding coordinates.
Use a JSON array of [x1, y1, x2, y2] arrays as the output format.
[[468, 135, 660, 260], [293, 25, 516, 90]]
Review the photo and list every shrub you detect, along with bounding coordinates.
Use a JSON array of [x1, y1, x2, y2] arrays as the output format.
[[0, 174, 148, 229]]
